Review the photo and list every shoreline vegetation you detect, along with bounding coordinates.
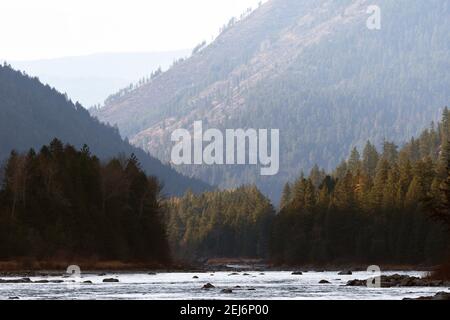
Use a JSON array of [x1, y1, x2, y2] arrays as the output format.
[[1, 116, 449, 282], [0, 258, 442, 274], [0, 260, 170, 274], [0, 140, 171, 266], [163, 110, 450, 274]]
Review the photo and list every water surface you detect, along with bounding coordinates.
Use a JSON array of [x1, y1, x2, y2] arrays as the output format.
[[0, 271, 447, 300]]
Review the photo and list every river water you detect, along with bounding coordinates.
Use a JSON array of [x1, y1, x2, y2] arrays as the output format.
[[0, 271, 448, 300]]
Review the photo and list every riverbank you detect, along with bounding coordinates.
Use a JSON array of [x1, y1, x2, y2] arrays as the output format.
[[0, 260, 440, 272], [0, 260, 173, 276], [200, 257, 440, 272], [0, 258, 444, 277]]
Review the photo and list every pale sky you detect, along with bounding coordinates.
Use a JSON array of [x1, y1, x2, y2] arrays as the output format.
[[0, 0, 265, 61]]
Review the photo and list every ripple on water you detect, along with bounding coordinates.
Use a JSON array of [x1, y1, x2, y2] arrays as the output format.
[[0, 271, 447, 300]]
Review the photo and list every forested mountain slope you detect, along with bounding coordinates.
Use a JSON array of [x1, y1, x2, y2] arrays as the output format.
[[94, 0, 450, 200], [0, 64, 210, 196]]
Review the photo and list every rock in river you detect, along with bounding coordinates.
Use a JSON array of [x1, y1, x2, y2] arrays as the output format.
[[202, 283, 215, 289], [0, 278, 32, 284], [34, 280, 50, 283], [347, 274, 450, 288], [338, 270, 353, 275]]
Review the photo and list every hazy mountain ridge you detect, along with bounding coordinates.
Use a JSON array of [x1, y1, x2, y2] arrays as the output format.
[[0, 64, 211, 196], [94, 0, 450, 201], [8, 50, 190, 108]]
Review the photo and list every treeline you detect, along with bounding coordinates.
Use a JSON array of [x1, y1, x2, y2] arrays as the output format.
[[1, 115, 449, 268], [165, 186, 274, 261], [162, 110, 450, 265], [0, 139, 170, 264], [271, 109, 450, 266]]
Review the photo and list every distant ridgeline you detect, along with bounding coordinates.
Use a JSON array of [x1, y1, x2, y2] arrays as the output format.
[[166, 110, 450, 265], [0, 63, 211, 196], [0, 139, 170, 264]]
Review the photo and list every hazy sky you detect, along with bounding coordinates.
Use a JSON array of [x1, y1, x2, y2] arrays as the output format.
[[0, 0, 265, 61]]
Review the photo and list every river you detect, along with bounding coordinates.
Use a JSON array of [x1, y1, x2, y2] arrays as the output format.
[[0, 271, 448, 300]]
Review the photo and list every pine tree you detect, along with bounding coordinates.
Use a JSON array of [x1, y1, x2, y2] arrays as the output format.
[[309, 165, 325, 188], [348, 147, 361, 174], [362, 141, 379, 177], [437, 108, 450, 179], [382, 141, 398, 164], [429, 141, 450, 231], [280, 183, 292, 208]]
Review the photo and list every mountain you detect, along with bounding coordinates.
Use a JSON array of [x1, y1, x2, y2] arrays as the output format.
[[0, 63, 210, 196], [93, 0, 450, 201], [7, 50, 190, 108]]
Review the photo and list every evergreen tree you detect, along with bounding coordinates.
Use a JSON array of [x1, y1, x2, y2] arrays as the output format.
[[362, 141, 379, 177], [280, 182, 292, 208], [348, 147, 361, 174]]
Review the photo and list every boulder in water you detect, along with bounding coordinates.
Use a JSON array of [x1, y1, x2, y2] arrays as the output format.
[[0, 278, 32, 284], [34, 280, 50, 283], [338, 270, 352, 275], [347, 274, 450, 288], [202, 283, 215, 289]]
